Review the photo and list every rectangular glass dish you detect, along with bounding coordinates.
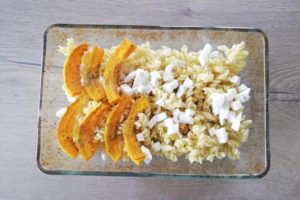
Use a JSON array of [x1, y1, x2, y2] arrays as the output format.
[[37, 24, 269, 178]]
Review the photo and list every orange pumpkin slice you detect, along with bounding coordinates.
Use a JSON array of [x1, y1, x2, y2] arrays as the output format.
[[79, 102, 109, 160], [122, 96, 150, 165], [82, 47, 106, 101], [104, 95, 132, 162], [56, 93, 90, 159], [103, 39, 136, 104], [63, 44, 89, 97]]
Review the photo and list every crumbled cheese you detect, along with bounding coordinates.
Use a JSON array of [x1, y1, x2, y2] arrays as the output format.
[[237, 88, 251, 103], [152, 141, 161, 152], [141, 145, 152, 164], [164, 118, 179, 135], [199, 43, 212, 66], [219, 99, 229, 125], [229, 76, 241, 85], [172, 109, 181, 123], [56, 107, 66, 118], [178, 109, 195, 125], [156, 98, 167, 108], [120, 84, 134, 96], [227, 111, 236, 123], [238, 84, 249, 92], [132, 69, 149, 88], [231, 112, 242, 131], [150, 71, 161, 87], [163, 63, 174, 81], [231, 100, 243, 111], [215, 128, 228, 144], [148, 112, 168, 128], [176, 77, 194, 98], [124, 71, 137, 83], [136, 133, 145, 142], [163, 80, 179, 93], [211, 93, 225, 115], [134, 85, 152, 94], [226, 88, 237, 101]]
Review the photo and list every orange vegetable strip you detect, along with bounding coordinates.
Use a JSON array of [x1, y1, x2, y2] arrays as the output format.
[[79, 102, 109, 160], [122, 96, 150, 165], [63, 44, 88, 97], [103, 39, 136, 104], [104, 95, 132, 162], [56, 93, 90, 159]]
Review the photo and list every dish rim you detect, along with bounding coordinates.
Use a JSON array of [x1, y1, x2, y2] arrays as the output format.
[[37, 24, 270, 179]]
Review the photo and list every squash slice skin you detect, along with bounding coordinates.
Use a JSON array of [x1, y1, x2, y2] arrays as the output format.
[[122, 96, 150, 165], [63, 44, 88, 97], [104, 95, 132, 162], [56, 93, 90, 159], [103, 39, 136, 104], [79, 102, 109, 160], [82, 47, 106, 101]]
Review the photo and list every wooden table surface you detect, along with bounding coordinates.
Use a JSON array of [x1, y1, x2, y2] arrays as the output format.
[[1, 0, 299, 199]]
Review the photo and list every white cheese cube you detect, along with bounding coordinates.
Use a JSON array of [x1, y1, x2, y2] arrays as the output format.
[[229, 76, 241, 85], [231, 100, 243, 111], [155, 98, 167, 108], [227, 111, 236, 123], [198, 43, 212, 66], [231, 112, 242, 132], [164, 118, 179, 135], [215, 128, 228, 144], [148, 112, 168, 128], [56, 107, 66, 118], [134, 85, 152, 95], [238, 84, 249, 92], [120, 84, 134, 96], [124, 71, 137, 83], [132, 69, 149, 89], [185, 108, 195, 116], [152, 142, 161, 152], [219, 100, 230, 125], [163, 63, 174, 81], [150, 71, 161, 87], [163, 80, 179, 93], [226, 88, 237, 101], [211, 93, 225, 115], [136, 133, 145, 142], [179, 115, 194, 124], [141, 145, 152, 164], [237, 88, 251, 103], [172, 109, 181, 123], [176, 77, 194, 98]]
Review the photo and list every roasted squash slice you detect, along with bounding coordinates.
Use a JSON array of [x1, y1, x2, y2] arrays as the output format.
[[63, 44, 89, 97], [56, 93, 90, 159], [103, 39, 136, 104], [122, 96, 150, 165], [104, 95, 132, 162], [79, 102, 109, 160], [82, 47, 106, 101]]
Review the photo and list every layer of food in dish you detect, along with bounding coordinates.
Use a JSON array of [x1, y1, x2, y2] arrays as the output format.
[[56, 38, 252, 165]]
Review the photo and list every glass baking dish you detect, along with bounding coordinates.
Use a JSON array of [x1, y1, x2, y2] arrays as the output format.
[[37, 24, 269, 178]]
